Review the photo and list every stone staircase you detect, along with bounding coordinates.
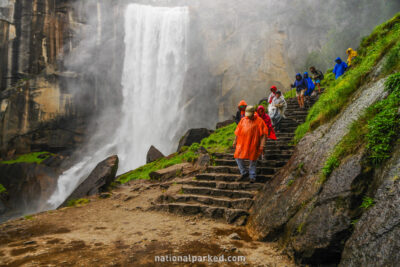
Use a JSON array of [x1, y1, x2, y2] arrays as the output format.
[[156, 96, 318, 224]]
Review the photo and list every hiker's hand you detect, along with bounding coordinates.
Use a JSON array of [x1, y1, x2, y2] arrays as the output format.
[[233, 141, 236, 148]]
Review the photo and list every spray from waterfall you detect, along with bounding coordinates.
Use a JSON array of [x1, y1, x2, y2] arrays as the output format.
[[47, 4, 189, 208]]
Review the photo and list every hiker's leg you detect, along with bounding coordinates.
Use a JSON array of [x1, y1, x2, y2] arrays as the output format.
[[235, 158, 248, 175], [249, 160, 257, 179]]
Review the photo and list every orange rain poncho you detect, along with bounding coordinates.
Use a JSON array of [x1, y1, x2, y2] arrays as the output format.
[[234, 116, 268, 161]]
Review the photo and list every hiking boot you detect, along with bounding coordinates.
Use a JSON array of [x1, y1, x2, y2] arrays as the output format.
[[236, 173, 249, 181], [249, 177, 256, 183]]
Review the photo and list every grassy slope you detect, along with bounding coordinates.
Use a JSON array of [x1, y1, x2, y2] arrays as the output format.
[[0, 152, 54, 165], [294, 13, 400, 144], [117, 124, 236, 183], [294, 13, 400, 181]]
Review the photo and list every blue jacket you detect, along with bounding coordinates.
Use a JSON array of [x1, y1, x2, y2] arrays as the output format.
[[291, 73, 308, 92], [333, 57, 348, 79], [303, 72, 315, 96]]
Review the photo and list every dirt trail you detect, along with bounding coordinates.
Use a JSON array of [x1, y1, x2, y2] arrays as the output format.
[[0, 180, 296, 266]]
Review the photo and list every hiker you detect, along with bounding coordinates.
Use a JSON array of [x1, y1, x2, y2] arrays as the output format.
[[346, 48, 358, 67], [309, 66, 324, 93], [257, 105, 276, 140], [235, 100, 247, 124], [333, 57, 348, 79], [233, 105, 268, 183], [268, 86, 278, 104], [303, 72, 315, 105], [291, 73, 308, 108], [272, 91, 287, 118], [257, 105, 277, 159]]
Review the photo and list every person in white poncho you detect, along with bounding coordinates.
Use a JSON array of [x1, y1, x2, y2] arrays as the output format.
[[269, 91, 287, 131]]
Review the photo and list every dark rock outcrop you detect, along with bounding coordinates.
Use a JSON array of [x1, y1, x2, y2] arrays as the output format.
[[62, 155, 119, 206], [340, 146, 400, 267], [146, 146, 165, 163], [246, 78, 388, 265], [0, 162, 58, 219], [216, 119, 235, 129], [177, 128, 213, 152]]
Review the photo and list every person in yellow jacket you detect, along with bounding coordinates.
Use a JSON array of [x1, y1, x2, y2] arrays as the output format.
[[346, 48, 358, 66]]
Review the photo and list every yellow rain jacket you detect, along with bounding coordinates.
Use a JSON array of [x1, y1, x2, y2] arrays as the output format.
[[346, 48, 358, 66]]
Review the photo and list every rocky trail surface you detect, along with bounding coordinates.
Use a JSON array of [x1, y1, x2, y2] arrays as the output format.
[[0, 181, 295, 266], [155, 96, 318, 225]]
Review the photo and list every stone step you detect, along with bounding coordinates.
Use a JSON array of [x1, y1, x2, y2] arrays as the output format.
[[184, 180, 264, 191], [182, 186, 256, 199], [207, 165, 278, 175], [167, 194, 254, 210], [155, 203, 248, 224], [214, 153, 292, 161], [196, 173, 273, 183], [214, 159, 287, 168]]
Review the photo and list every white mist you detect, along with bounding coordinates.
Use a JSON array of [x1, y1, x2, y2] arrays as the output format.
[[47, 4, 189, 208]]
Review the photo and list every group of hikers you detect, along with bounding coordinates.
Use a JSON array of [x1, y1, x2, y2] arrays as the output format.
[[232, 48, 357, 182]]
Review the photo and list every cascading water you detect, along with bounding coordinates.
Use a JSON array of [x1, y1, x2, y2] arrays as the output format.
[[47, 4, 189, 208]]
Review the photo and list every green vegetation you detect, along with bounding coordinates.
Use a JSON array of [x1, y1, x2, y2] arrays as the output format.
[[0, 184, 6, 194], [284, 88, 296, 99], [295, 13, 400, 143], [366, 73, 400, 164], [320, 73, 400, 181], [117, 123, 236, 183], [0, 152, 54, 165], [67, 198, 90, 207], [199, 123, 236, 153], [23, 215, 34, 220], [360, 196, 375, 209]]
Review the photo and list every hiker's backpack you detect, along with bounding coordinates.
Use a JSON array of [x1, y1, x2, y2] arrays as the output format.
[[318, 70, 324, 80]]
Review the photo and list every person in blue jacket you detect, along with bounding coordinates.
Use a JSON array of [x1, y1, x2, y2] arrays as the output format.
[[291, 73, 308, 108], [303, 72, 315, 97], [333, 57, 348, 79]]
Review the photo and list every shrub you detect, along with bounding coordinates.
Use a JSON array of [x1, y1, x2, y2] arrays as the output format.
[[360, 196, 375, 209], [0, 184, 6, 194]]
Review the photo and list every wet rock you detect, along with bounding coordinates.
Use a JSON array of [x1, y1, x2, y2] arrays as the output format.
[[340, 146, 400, 267], [149, 163, 194, 181], [177, 128, 213, 152], [229, 233, 241, 240], [62, 155, 119, 207], [0, 162, 58, 220], [146, 146, 165, 163]]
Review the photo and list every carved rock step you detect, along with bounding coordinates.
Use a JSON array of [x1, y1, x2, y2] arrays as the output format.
[[162, 194, 254, 210], [182, 186, 256, 199], [155, 203, 249, 224], [207, 165, 278, 175], [184, 180, 264, 191], [215, 158, 287, 166], [196, 173, 273, 183]]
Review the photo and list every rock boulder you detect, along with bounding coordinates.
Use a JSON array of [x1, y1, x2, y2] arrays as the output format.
[[149, 163, 195, 181], [62, 155, 119, 206], [177, 128, 213, 152], [146, 146, 165, 163]]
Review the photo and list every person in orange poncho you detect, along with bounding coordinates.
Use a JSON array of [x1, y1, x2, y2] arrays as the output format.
[[235, 100, 247, 124], [233, 105, 268, 183]]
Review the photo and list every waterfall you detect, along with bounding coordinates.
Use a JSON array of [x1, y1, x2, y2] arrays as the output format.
[[47, 4, 189, 208]]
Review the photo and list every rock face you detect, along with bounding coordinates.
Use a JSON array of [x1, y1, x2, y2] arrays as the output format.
[[246, 78, 389, 265], [62, 155, 118, 206], [177, 128, 213, 152], [216, 119, 235, 129], [340, 145, 400, 267], [0, 0, 124, 157], [146, 146, 165, 164], [0, 162, 58, 219]]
